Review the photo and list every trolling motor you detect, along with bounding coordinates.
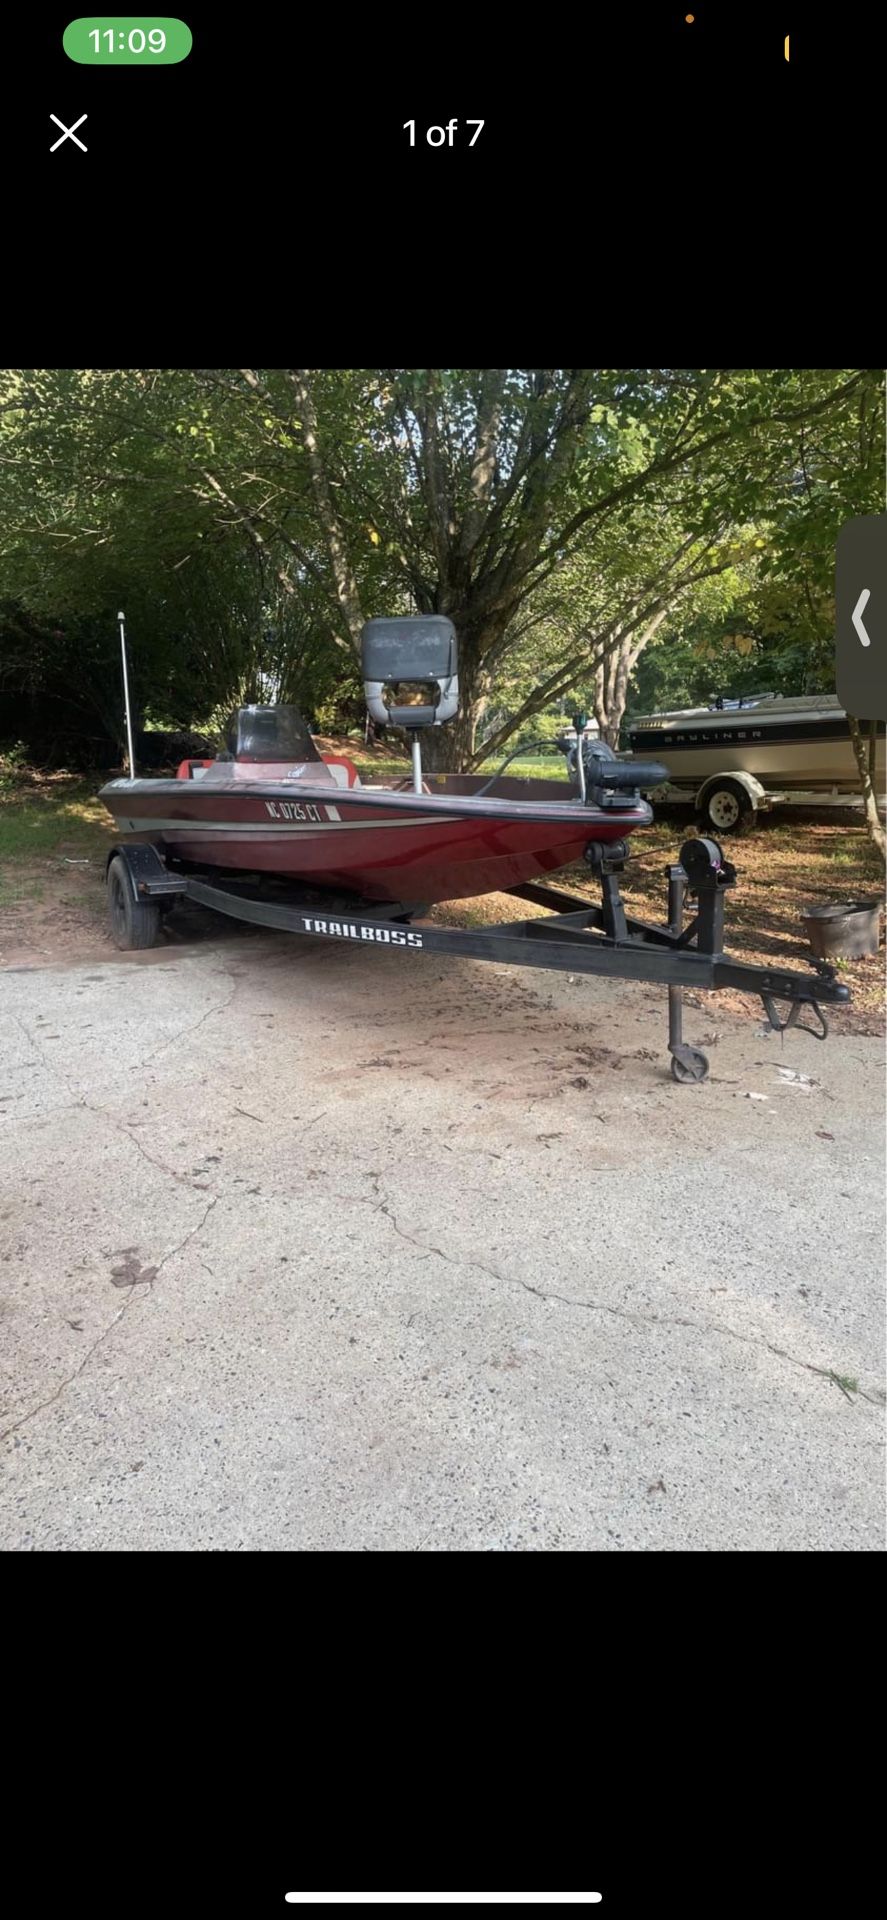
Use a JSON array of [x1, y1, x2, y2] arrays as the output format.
[[557, 715, 668, 805], [362, 616, 459, 793]]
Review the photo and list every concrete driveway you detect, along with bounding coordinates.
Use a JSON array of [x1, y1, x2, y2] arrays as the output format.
[[1, 917, 883, 1550]]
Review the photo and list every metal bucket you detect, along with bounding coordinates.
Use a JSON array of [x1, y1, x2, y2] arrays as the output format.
[[801, 899, 883, 960]]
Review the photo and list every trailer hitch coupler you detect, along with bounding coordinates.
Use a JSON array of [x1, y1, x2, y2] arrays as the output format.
[[760, 993, 829, 1040]]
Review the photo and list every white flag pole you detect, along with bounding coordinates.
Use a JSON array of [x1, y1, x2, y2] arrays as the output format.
[[118, 610, 136, 779]]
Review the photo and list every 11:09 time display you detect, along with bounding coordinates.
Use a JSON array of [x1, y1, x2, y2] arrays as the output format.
[[63, 18, 193, 63], [92, 27, 165, 50]]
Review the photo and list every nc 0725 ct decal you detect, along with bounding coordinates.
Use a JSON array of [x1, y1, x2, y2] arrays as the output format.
[[266, 800, 325, 822]]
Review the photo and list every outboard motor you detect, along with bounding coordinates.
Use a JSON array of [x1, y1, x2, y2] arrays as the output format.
[[361, 615, 459, 791]]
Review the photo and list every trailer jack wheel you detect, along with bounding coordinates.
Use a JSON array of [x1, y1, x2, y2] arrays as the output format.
[[669, 1044, 710, 1084]]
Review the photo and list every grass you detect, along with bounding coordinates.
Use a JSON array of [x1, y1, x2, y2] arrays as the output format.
[[354, 756, 564, 783], [0, 874, 45, 905], [828, 1372, 859, 1397], [337, 734, 564, 783], [349, 755, 412, 781], [0, 767, 114, 863], [481, 755, 564, 779]]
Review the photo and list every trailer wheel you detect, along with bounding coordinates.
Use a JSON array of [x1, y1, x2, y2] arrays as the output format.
[[700, 780, 753, 835], [107, 855, 162, 950], [670, 1045, 709, 1084]]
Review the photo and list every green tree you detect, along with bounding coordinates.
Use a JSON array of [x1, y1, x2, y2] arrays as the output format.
[[743, 378, 885, 855], [222, 367, 884, 766], [1, 367, 882, 784]]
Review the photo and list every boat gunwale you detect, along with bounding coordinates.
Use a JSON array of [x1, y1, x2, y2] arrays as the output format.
[[98, 777, 652, 830]]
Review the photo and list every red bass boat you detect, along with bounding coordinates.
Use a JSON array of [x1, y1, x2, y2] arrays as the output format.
[[99, 613, 849, 1082], [100, 616, 664, 907]]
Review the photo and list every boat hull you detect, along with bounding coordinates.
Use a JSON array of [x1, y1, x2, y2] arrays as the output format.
[[99, 774, 652, 904]]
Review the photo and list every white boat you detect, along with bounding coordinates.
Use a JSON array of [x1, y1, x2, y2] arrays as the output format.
[[628, 693, 885, 795]]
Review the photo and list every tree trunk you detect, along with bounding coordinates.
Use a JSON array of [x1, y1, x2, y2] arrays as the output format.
[[419, 649, 490, 770], [289, 370, 366, 649], [592, 608, 669, 746], [593, 633, 625, 748], [847, 713, 886, 859], [418, 705, 480, 773]]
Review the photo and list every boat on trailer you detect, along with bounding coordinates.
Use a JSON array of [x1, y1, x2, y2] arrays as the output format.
[[628, 691, 886, 791], [99, 615, 850, 1082], [627, 692, 886, 833]]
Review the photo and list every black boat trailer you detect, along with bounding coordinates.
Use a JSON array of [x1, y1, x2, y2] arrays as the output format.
[[105, 835, 849, 1083]]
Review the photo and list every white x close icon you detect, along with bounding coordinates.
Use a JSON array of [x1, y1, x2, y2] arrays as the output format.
[[50, 113, 88, 152]]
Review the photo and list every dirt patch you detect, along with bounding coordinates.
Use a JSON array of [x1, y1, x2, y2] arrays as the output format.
[[0, 858, 264, 969], [431, 814, 886, 1037], [0, 861, 111, 967], [619, 816, 885, 1035]]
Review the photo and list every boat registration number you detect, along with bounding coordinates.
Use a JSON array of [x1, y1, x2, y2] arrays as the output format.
[[264, 800, 326, 822]]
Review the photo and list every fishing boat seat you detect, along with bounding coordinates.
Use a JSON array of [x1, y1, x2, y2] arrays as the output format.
[[320, 754, 362, 788], [176, 758, 215, 781], [361, 616, 459, 728]]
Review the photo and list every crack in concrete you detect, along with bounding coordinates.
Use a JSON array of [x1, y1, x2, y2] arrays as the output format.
[[368, 1181, 885, 1411], [6, 1076, 210, 1200], [107, 1115, 212, 1191], [0, 1195, 220, 1447], [10, 1012, 81, 1104], [10, 989, 239, 1196], [9, 1001, 233, 1189], [4, 1002, 881, 1439], [138, 977, 239, 1068], [153, 1194, 219, 1279], [0, 1296, 137, 1446], [16, 1088, 220, 1198]]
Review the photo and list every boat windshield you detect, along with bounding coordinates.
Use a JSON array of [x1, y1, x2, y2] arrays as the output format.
[[227, 706, 323, 762]]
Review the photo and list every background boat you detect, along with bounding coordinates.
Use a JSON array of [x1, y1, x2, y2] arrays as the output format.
[[627, 693, 886, 793]]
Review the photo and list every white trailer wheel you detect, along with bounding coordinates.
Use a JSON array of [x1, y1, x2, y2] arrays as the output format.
[[701, 780, 752, 835]]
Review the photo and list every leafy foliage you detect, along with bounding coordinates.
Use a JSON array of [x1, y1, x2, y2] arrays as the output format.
[[0, 367, 882, 770]]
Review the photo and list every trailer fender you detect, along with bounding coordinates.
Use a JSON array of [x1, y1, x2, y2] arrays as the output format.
[[105, 842, 185, 899], [695, 769, 766, 812]]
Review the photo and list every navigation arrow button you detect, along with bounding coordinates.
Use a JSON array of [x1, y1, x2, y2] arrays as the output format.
[[852, 588, 871, 647], [836, 515, 886, 720]]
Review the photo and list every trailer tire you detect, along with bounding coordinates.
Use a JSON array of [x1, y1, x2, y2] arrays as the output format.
[[700, 779, 753, 836], [107, 855, 162, 950]]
